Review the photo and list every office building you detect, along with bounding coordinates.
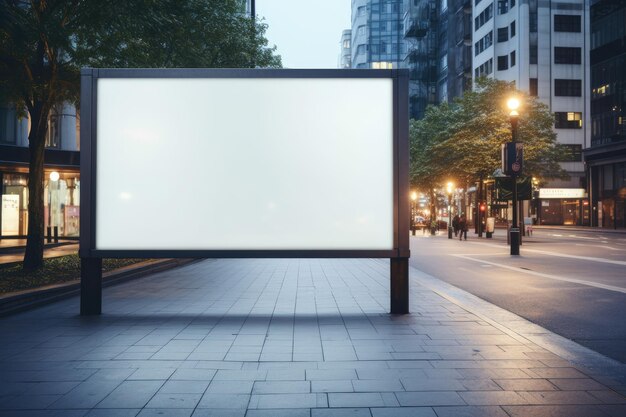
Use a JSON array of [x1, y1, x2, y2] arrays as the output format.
[[472, 0, 591, 225], [584, 0, 626, 228]]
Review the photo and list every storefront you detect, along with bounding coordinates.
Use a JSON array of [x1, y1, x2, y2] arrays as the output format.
[[537, 188, 589, 226], [1, 170, 80, 238]]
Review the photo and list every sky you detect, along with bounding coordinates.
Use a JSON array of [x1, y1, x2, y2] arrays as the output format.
[[256, 1, 352, 69]]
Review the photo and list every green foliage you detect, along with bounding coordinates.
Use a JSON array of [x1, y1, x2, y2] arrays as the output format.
[[0, 255, 143, 295], [0, 0, 281, 269], [410, 77, 567, 191]]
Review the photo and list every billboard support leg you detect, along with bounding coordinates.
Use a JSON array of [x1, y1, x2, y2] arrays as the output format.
[[390, 258, 409, 314], [80, 257, 102, 315]]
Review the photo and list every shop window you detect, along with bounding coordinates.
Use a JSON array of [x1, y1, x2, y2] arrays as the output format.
[[1, 173, 29, 236]]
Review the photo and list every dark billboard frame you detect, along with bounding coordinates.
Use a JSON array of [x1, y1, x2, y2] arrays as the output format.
[[79, 68, 410, 315]]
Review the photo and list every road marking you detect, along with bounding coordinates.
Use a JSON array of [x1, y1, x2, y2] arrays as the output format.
[[522, 248, 626, 266], [575, 243, 625, 251], [452, 254, 626, 294]]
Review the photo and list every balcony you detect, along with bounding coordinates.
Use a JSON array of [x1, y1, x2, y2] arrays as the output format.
[[406, 46, 436, 63], [409, 65, 437, 81]]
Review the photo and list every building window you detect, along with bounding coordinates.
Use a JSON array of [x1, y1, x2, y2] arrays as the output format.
[[474, 31, 493, 56], [510, 21, 516, 37], [510, 0, 515, 7], [554, 14, 581, 32], [529, 78, 538, 96], [497, 55, 508, 70], [555, 79, 582, 96], [0, 105, 17, 144], [554, 47, 581, 64], [45, 110, 61, 149], [555, 112, 583, 129], [476, 58, 493, 77], [510, 50, 516, 67], [474, 3, 494, 31], [530, 44, 538, 64], [497, 0, 508, 14], [497, 27, 508, 42], [557, 144, 583, 162]]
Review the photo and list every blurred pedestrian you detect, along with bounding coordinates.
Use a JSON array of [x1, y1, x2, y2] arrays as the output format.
[[458, 215, 468, 241], [452, 214, 460, 237]]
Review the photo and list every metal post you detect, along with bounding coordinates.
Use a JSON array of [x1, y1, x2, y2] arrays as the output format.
[[448, 193, 453, 239], [510, 115, 520, 255], [80, 257, 102, 315], [390, 258, 409, 314]]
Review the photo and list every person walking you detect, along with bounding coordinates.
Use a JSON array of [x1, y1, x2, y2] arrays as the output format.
[[458, 215, 468, 241], [452, 214, 460, 237]]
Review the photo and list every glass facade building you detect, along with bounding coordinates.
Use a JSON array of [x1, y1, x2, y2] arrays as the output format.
[[585, 0, 626, 228]]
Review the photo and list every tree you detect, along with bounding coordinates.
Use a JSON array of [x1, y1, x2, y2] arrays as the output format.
[[410, 78, 567, 191], [0, 0, 281, 270]]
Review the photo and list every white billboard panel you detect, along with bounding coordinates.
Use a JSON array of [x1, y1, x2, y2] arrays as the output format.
[[95, 77, 394, 250]]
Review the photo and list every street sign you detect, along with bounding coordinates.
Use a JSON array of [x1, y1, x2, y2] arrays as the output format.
[[502, 142, 524, 176]]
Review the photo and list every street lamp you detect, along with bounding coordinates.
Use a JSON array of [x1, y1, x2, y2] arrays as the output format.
[[507, 97, 521, 255], [447, 182, 454, 239]]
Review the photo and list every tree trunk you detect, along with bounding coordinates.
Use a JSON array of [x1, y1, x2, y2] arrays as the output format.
[[23, 103, 48, 271]]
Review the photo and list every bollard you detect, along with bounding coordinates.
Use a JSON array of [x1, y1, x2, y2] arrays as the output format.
[[46, 226, 52, 243], [53, 226, 59, 243], [510, 227, 520, 255]]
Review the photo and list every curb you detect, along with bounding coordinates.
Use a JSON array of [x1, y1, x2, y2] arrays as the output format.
[[0, 258, 201, 317]]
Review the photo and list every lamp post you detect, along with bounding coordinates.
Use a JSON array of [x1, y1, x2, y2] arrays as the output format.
[[447, 182, 454, 239], [507, 97, 521, 255]]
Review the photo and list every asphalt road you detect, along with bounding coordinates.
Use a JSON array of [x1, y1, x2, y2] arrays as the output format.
[[409, 227, 626, 363]]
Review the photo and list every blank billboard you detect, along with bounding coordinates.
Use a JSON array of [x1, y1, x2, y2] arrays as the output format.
[[95, 76, 394, 250]]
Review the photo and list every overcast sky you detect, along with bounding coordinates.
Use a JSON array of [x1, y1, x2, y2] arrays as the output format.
[[257, 1, 352, 68]]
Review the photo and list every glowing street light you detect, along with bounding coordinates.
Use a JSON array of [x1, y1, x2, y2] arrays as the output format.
[[506, 96, 522, 255]]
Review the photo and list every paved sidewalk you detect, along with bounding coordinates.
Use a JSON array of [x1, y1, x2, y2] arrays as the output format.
[[0, 258, 625, 416]]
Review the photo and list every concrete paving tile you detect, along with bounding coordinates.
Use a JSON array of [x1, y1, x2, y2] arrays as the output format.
[[458, 391, 530, 405], [170, 369, 216, 381], [128, 368, 175, 380], [0, 393, 62, 410], [370, 407, 437, 417], [96, 380, 164, 409], [312, 380, 355, 393], [494, 379, 558, 391], [352, 380, 403, 392], [213, 370, 267, 381], [432, 406, 509, 417], [265, 369, 306, 380], [400, 378, 465, 391], [548, 378, 609, 391], [502, 405, 608, 417], [197, 394, 250, 409], [206, 380, 254, 394], [519, 390, 600, 405], [49, 380, 121, 409], [312, 408, 371, 417], [84, 410, 140, 417], [328, 393, 385, 407], [247, 409, 311, 417], [395, 391, 466, 406], [307, 370, 357, 381], [145, 393, 201, 409], [137, 409, 193, 417], [525, 368, 588, 379], [249, 393, 326, 409], [191, 409, 246, 417], [159, 380, 209, 394], [586, 390, 626, 404], [596, 404, 626, 417], [252, 381, 310, 394]]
